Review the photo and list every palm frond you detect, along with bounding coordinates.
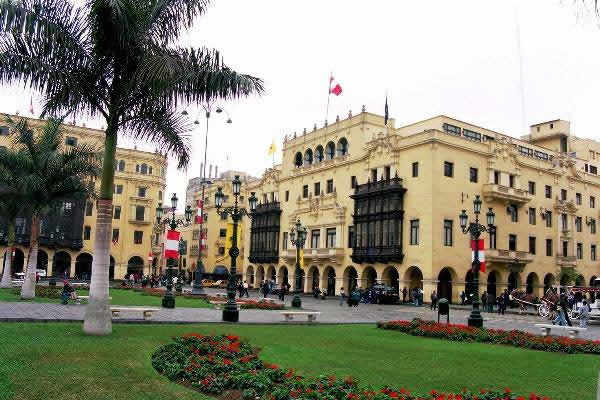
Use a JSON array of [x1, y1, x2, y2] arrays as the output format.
[[145, 0, 210, 45]]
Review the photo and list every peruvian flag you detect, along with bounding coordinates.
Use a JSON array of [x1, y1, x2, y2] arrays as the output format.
[[195, 199, 203, 224], [471, 239, 486, 272], [164, 230, 180, 260], [329, 76, 342, 96], [200, 230, 207, 251]]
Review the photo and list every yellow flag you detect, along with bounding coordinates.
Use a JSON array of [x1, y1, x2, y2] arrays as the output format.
[[298, 248, 304, 268], [225, 221, 242, 251], [267, 141, 277, 156]]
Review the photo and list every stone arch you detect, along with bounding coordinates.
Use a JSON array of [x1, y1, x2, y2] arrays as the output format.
[[118, 159, 125, 171], [437, 267, 456, 303], [304, 149, 313, 165], [75, 252, 93, 280], [361, 266, 377, 288], [381, 266, 399, 291], [526, 272, 540, 296], [404, 266, 423, 290], [266, 265, 276, 282], [54, 251, 71, 279], [246, 265, 255, 286], [487, 270, 498, 297], [343, 266, 358, 291], [321, 266, 336, 296], [109, 256, 115, 280], [126, 256, 144, 276], [315, 145, 324, 163], [294, 152, 303, 168], [277, 265, 289, 285], [543, 273, 555, 293], [508, 271, 521, 292], [308, 265, 319, 292], [325, 141, 335, 160], [36, 249, 48, 274], [575, 274, 585, 287], [255, 265, 265, 287], [336, 137, 348, 156], [11, 248, 25, 275]]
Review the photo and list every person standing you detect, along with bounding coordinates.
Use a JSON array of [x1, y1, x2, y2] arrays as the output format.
[[559, 293, 573, 327], [402, 287, 407, 303], [430, 290, 438, 311], [243, 281, 249, 297], [459, 291, 466, 305], [481, 290, 487, 312], [339, 287, 345, 306], [553, 305, 567, 326], [262, 280, 269, 298], [502, 289, 510, 314], [578, 300, 590, 328], [497, 295, 504, 315]]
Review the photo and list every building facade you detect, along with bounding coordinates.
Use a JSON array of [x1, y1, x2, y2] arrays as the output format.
[[0, 115, 167, 280], [236, 110, 600, 303]]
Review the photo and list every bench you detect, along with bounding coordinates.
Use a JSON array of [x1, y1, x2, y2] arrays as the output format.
[[280, 311, 321, 323], [213, 293, 228, 298], [259, 297, 276, 303], [75, 296, 112, 305], [210, 301, 243, 310], [534, 323, 587, 339], [110, 307, 159, 320]]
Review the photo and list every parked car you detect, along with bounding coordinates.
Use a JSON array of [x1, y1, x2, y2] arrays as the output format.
[[214, 280, 227, 289], [371, 284, 400, 304], [202, 279, 216, 287]]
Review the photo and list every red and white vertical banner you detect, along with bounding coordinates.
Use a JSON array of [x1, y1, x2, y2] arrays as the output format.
[[200, 230, 207, 251], [195, 199, 203, 224], [471, 239, 486, 272], [164, 230, 180, 259]]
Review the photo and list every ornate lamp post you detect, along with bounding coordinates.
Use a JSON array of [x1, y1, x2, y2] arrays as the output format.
[[214, 175, 257, 322], [155, 193, 192, 308], [459, 195, 495, 328], [289, 219, 307, 308]]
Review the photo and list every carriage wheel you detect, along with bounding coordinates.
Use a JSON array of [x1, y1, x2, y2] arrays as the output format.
[[538, 304, 550, 318]]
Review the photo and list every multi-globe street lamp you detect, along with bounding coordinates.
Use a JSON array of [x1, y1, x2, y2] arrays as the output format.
[[214, 175, 257, 322], [155, 193, 192, 308], [459, 195, 495, 328], [289, 219, 307, 308]]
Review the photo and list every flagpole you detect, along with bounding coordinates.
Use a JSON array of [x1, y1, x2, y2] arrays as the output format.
[[326, 73, 333, 122]]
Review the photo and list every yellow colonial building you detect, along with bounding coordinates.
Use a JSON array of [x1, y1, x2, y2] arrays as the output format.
[[0, 115, 167, 280], [233, 109, 600, 303]]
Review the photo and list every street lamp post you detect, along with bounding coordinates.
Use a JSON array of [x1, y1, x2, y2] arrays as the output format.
[[214, 176, 257, 322], [155, 193, 193, 309], [289, 219, 307, 308], [459, 195, 495, 328]]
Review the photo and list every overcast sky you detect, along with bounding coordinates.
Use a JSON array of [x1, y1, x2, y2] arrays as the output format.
[[2, 0, 600, 210]]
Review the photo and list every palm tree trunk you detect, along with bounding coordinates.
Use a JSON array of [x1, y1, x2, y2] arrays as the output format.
[[0, 221, 15, 288], [83, 127, 117, 335], [20, 214, 39, 299]]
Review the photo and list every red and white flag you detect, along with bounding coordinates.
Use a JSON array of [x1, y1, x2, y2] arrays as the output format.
[[164, 230, 180, 259], [329, 76, 342, 96], [200, 230, 207, 251], [471, 239, 486, 273], [195, 199, 203, 224]]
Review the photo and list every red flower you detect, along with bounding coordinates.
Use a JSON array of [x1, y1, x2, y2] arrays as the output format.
[[389, 391, 398, 398], [431, 389, 438, 395], [226, 335, 239, 342], [504, 388, 512, 394], [223, 359, 232, 365]]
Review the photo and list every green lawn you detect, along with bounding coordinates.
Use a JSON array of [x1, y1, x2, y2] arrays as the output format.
[[0, 288, 213, 308], [0, 323, 597, 400]]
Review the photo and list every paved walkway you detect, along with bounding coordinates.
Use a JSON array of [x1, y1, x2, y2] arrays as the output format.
[[1, 288, 598, 340]]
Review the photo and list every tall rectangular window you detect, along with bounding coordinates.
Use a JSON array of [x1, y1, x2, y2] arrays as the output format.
[[545, 211, 552, 228], [326, 179, 334, 193], [371, 169, 378, 182], [326, 228, 336, 248], [410, 220, 419, 245], [577, 242, 583, 259], [138, 187, 146, 197], [348, 226, 354, 248], [562, 241, 568, 257], [412, 162, 419, 177], [529, 236, 536, 255], [592, 219, 597, 234], [561, 189, 567, 201], [494, 171, 500, 184], [576, 216, 582, 232], [528, 181, 536, 195], [112, 228, 119, 244], [282, 232, 288, 250], [443, 162, 454, 177], [545, 185, 552, 199], [114, 184, 123, 194], [576, 192, 582, 205], [302, 185, 308, 198], [113, 206, 121, 220], [509, 204, 518, 222], [444, 220, 453, 246], [509, 175, 515, 188], [561, 213, 568, 230], [133, 231, 143, 244], [85, 202, 93, 216], [528, 207, 536, 225], [83, 226, 91, 240], [508, 234, 517, 251], [384, 166, 391, 180], [285, 190, 289, 202], [469, 168, 478, 183], [591, 196, 596, 208], [351, 176, 357, 189], [592, 244, 596, 261], [135, 205, 145, 221], [311, 229, 320, 248], [546, 239, 552, 256], [489, 227, 497, 249], [314, 182, 320, 196]]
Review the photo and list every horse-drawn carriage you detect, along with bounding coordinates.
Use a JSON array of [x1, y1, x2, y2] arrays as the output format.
[[510, 287, 600, 321], [567, 287, 600, 321]]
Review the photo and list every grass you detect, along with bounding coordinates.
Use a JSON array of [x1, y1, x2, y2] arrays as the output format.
[[0, 323, 598, 400], [0, 288, 213, 308]]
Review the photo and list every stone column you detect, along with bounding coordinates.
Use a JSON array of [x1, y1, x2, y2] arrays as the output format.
[[70, 260, 76, 279], [46, 253, 54, 277], [421, 278, 436, 306]]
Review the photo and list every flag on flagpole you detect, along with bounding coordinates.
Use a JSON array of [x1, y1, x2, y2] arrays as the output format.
[[164, 230, 180, 259], [195, 199, 203, 224], [329, 76, 343, 96], [267, 141, 277, 156], [471, 239, 486, 273], [384, 95, 389, 126], [299, 248, 304, 268], [200, 230, 207, 251]]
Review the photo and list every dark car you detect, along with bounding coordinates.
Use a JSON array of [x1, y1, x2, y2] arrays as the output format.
[[371, 284, 400, 304]]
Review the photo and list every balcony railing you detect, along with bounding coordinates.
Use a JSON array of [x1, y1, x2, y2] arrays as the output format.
[[248, 250, 279, 264], [128, 218, 152, 225], [485, 249, 534, 264], [555, 255, 577, 266], [482, 184, 532, 205], [351, 246, 404, 264]]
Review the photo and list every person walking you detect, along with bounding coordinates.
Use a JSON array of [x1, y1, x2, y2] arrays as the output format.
[[459, 291, 466, 306], [430, 290, 438, 311], [553, 305, 567, 326], [243, 281, 249, 297], [339, 287, 345, 306], [497, 295, 504, 315], [559, 293, 573, 327], [402, 287, 407, 303], [578, 300, 590, 328], [262, 280, 269, 299], [481, 290, 487, 312]]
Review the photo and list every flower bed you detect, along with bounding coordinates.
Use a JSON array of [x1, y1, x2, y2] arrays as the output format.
[[206, 296, 285, 310], [152, 333, 549, 400], [377, 319, 600, 355], [11, 286, 65, 298]]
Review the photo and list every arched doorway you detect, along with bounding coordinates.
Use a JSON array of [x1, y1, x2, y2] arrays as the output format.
[[246, 265, 254, 286], [437, 267, 454, 303], [36, 250, 48, 275], [575, 275, 585, 287], [382, 266, 399, 291], [526, 272, 539, 296], [543, 273, 555, 294], [12, 248, 24, 274], [361, 266, 377, 288], [75, 253, 93, 280], [343, 266, 358, 291], [54, 251, 71, 279], [508, 271, 520, 293], [267, 265, 276, 282], [404, 266, 423, 290], [295, 268, 305, 292], [109, 256, 115, 280], [277, 266, 289, 285], [308, 266, 319, 292], [255, 266, 265, 286], [126, 256, 144, 277], [322, 266, 336, 296], [487, 271, 497, 298]]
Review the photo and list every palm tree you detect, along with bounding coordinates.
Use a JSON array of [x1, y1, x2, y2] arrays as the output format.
[[0, 0, 263, 334], [0, 116, 100, 299]]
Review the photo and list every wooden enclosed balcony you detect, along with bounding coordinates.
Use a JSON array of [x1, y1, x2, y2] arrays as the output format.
[[482, 184, 532, 205]]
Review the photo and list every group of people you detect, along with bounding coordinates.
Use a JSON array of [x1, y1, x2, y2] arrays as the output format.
[[551, 289, 592, 328], [399, 287, 424, 306]]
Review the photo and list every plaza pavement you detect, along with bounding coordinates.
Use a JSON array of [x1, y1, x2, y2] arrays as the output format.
[[1, 287, 599, 340]]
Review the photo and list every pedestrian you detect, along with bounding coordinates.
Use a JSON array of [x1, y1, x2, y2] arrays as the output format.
[[459, 291, 466, 306], [351, 288, 360, 307], [237, 281, 244, 298], [481, 290, 487, 312], [61, 280, 74, 304], [430, 290, 438, 311], [579, 300, 590, 328], [497, 295, 504, 315], [262, 280, 269, 298], [402, 287, 407, 303], [559, 293, 573, 327], [553, 305, 567, 326], [243, 280, 249, 297], [339, 287, 345, 306], [502, 289, 510, 314]]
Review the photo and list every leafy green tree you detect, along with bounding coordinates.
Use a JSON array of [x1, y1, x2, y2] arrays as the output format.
[[0, 116, 100, 299], [0, 0, 263, 334]]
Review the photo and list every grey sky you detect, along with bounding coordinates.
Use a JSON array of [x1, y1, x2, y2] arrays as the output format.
[[1, 0, 599, 210]]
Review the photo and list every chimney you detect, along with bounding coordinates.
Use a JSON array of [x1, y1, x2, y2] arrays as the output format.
[[209, 164, 213, 178], [215, 165, 219, 178]]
